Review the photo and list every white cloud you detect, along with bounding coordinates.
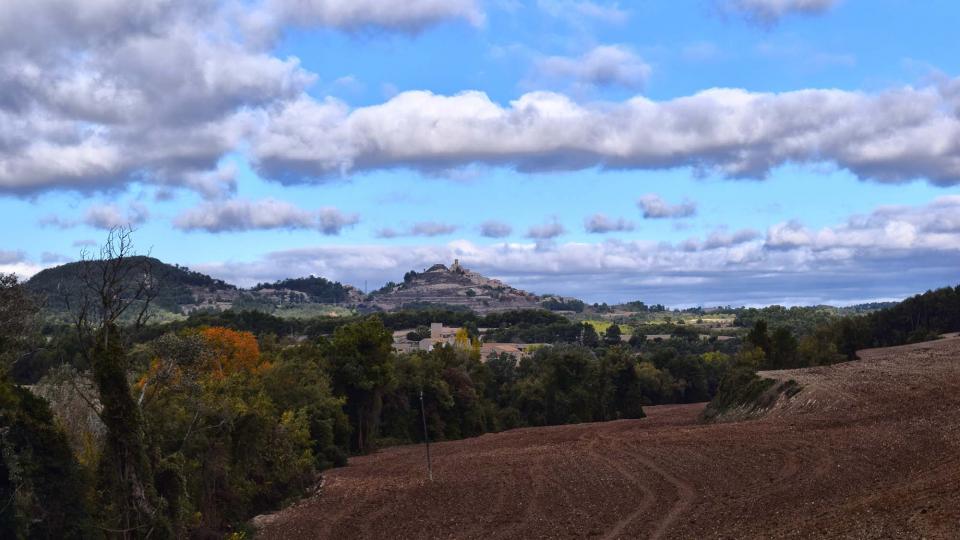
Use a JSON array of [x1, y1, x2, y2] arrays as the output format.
[[0, 250, 25, 265], [173, 198, 358, 234], [537, 45, 650, 90], [584, 213, 635, 233], [410, 221, 459, 236], [253, 81, 960, 186], [765, 196, 960, 253], [40, 202, 150, 229], [480, 220, 513, 238], [0, 0, 311, 196], [376, 221, 458, 238], [721, 0, 839, 24], [0, 0, 482, 198], [536, 1, 628, 24], [637, 194, 697, 219], [84, 202, 149, 229], [259, 0, 484, 35], [527, 220, 566, 239]]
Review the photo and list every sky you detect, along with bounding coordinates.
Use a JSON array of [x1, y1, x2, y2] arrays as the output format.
[[2, 0, 960, 307]]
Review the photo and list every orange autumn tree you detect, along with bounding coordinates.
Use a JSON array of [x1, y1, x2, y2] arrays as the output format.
[[200, 326, 267, 378]]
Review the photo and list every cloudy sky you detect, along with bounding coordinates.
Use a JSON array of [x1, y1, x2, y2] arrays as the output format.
[[2, 0, 959, 306]]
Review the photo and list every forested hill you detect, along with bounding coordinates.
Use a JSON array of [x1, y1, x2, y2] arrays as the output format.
[[26, 256, 234, 315]]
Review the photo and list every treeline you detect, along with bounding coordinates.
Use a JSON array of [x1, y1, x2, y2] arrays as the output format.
[[540, 296, 586, 312], [252, 276, 353, 303], [737, 285, 960, 370]]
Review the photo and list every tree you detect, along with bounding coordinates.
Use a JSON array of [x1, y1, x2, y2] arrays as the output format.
[[580, 323, 599, 347], [769, 327, 799, 369], [326, 317, 396, 453], [746, 320, 772, 358], [603, 324, 623, 345], [0, 274, 93, 537], [604, 347, 645, 419], [0, 274, 40, 380], [199, 327, 265, 378]]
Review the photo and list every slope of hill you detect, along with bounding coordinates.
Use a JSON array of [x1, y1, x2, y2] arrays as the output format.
[[362, 260, 542, 314], [256, 336, 960, 539]]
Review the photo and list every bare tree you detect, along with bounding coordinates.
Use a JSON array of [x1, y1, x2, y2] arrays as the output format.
[[65, 226, 169, 538], [66, 226, 158, 354]]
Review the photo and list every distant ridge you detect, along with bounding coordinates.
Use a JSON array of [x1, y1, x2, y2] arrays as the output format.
[[24, 257, 570, 319]]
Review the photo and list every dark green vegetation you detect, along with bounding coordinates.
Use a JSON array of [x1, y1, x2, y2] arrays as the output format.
[[252, 276, 355, 303]]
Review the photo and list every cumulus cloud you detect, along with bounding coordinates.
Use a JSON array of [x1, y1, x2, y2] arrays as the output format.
[[84, 202, 150, 229], [253, 81, 960, 186], [173, 198, 358, 234], [0, 250, 25, 264], [537, 45, 650, 90], [0, 0, 483, 198], [637, 194, 697, 219], [190, 196, 960, 306], [682, 228, 759, 251], [40, 202, 150, 229], [41, 252, 71, 264], [257, 0, 484, 36], [411, 221, 459, 236], [376, 221, 458, 238], [0, 0, 312, 196], [765, 196, 960, 253], [480, 220, 513, 238], [721, 0, 839, 24], [527, 220, 566, 239], [584, 213, 635, 233]]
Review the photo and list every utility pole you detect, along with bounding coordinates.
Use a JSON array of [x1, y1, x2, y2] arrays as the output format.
[[419, 389, 433, 482]]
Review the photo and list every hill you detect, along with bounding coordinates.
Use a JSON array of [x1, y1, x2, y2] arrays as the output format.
[[257, 336, 960, 539], [361, 259, 542, 314], [25, 256, 237, 318], [25, 257, 361, 320]]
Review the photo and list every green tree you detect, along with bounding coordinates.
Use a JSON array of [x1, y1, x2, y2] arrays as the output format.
[[326, 317, 396, 453], [746, 320, 772, 358], [769, 326, 799, 369], [580, 323, 600, 347], [603, 324, 623, 345]]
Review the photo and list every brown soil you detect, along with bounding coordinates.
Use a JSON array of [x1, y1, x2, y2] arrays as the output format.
[[257, 336, 960, 539]]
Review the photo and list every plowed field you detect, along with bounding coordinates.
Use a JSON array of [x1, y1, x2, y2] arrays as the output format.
[[258, 336, 960, 539]]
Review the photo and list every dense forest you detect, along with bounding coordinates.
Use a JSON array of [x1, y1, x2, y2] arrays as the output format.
[[252, 276, 354, 304]]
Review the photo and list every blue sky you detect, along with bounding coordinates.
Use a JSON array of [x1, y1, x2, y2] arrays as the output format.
[[2, 0, 959, 306]]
